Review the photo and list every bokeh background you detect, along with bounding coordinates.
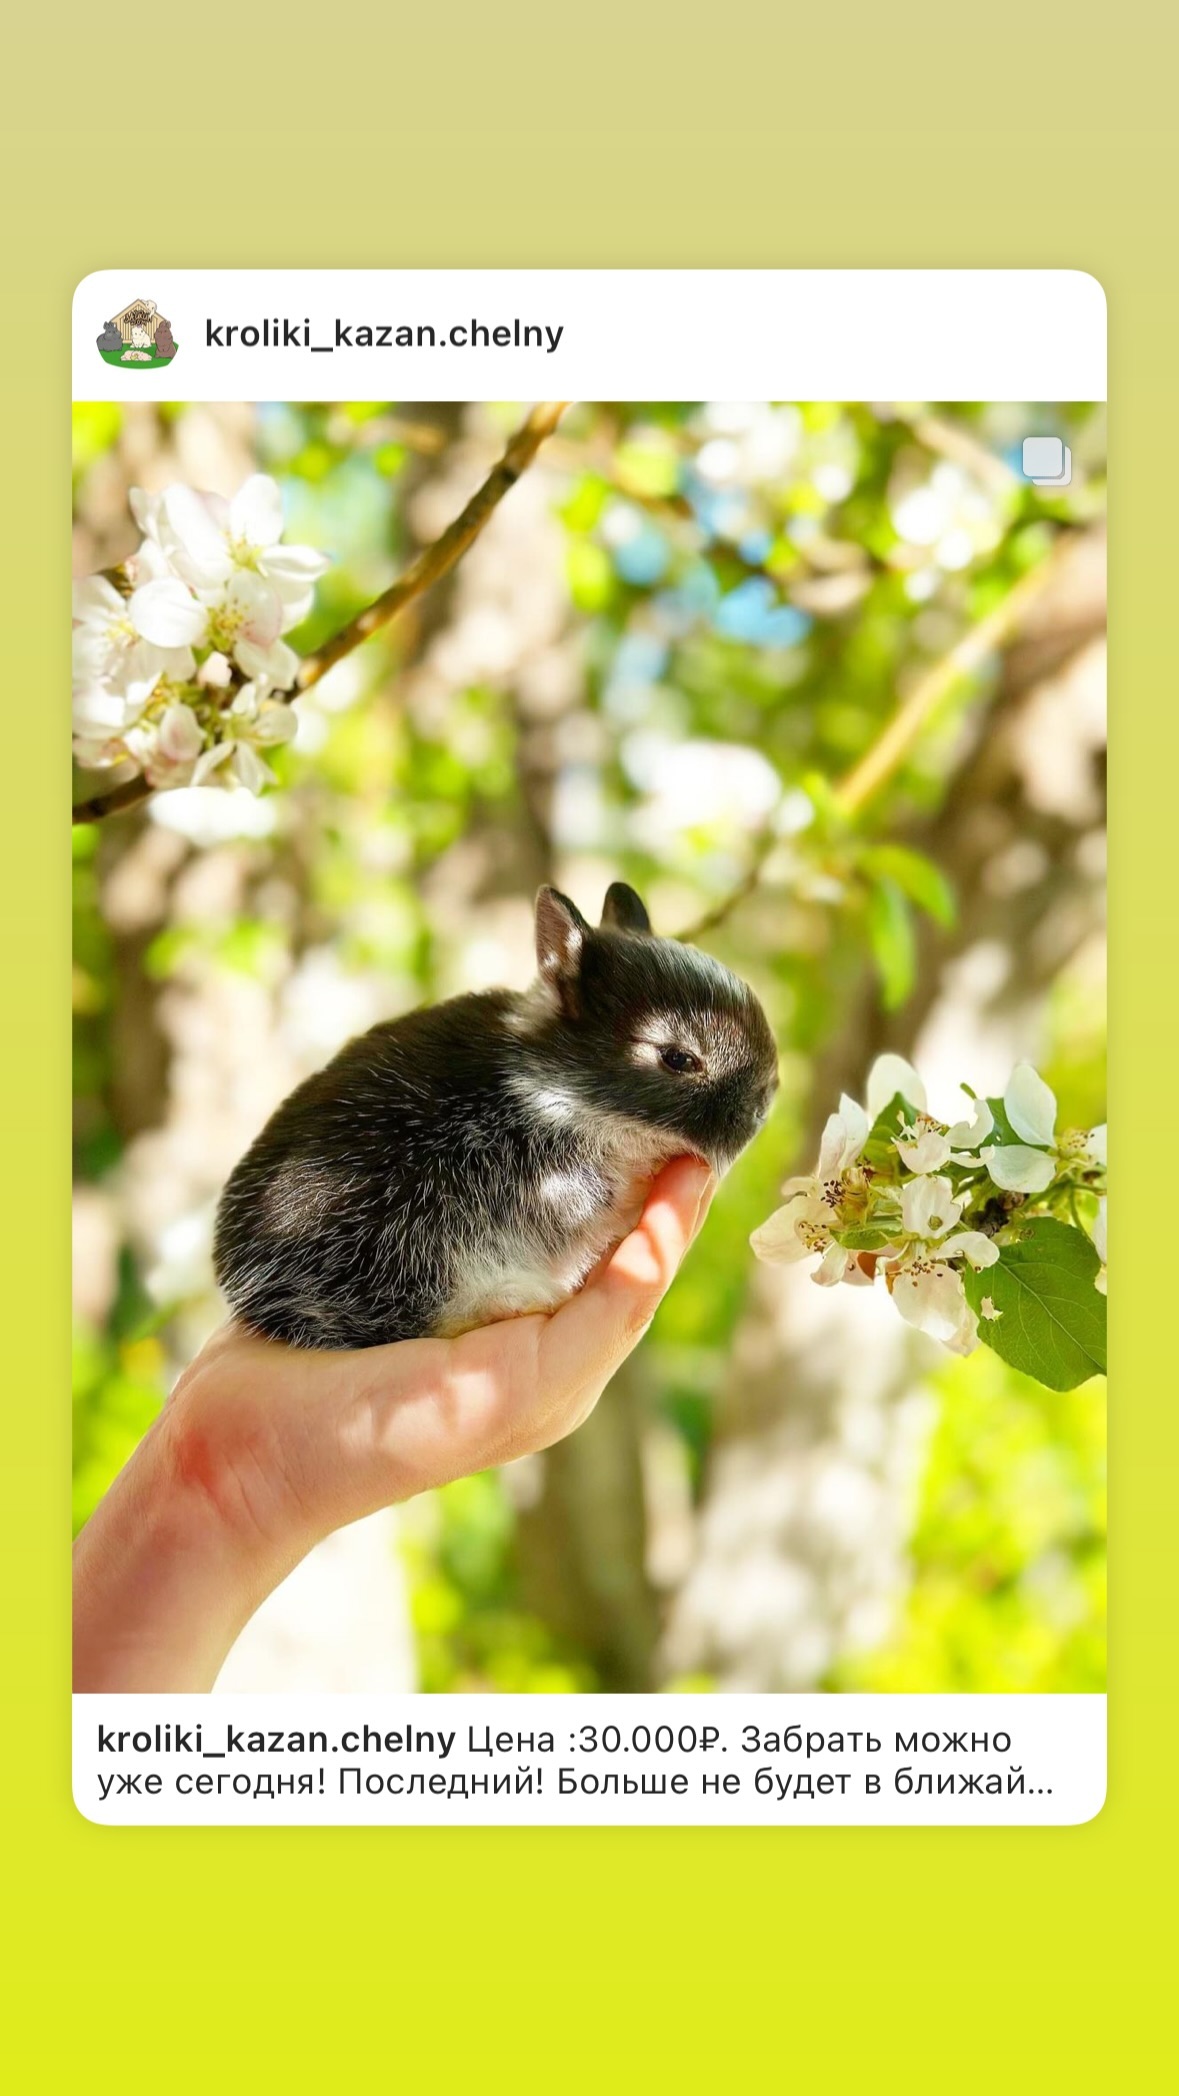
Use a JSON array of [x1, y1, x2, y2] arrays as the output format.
[[72, 398, 1106, 1694]]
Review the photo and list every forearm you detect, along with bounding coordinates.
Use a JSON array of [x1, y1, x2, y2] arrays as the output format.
[[71, 1164, 711, 1692], [72, 1413, 300, 1693]]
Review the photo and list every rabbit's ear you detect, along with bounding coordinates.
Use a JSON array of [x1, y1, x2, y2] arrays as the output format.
[[600, 882, 651, 934], [536, 887, 590, 996]]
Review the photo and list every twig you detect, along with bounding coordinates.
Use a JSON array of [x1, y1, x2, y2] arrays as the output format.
[[295, 401, 568, 693], [71, 772, 155, 825], [675, 824, 782, 943], [832, 540, 1068, 817], [73, 402, 570, 824]]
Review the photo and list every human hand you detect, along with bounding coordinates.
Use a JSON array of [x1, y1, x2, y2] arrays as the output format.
[[73, 1157, 715, 1692]]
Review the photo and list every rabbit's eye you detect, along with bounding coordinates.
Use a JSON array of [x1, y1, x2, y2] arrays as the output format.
[[659, 1046, 703, 1075]]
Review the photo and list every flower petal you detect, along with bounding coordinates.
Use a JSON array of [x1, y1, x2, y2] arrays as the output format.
[[895, 1126, 952, 1174], [836, 1093, 870, 1155], [73, 681, 134, 733], [815, 1111, 847, 1180], [197, 651, 234, 689], [250, 702, 299, 747], [946, 1098, 994, 1149], [162, 485, 233, 586], [939, 1230, 1000, 1269], [1086, 1123, 1107, 1167], [226, 569, 283, 645], [750, 1194, 820, 1264], [1004, 1062, 1057, 1148], [192, 742, 234, 787], [866, 1053, 926, 1118], [129, 486, 163, 540], [72, 629, 116, 686], [234, 635, 299, 688], [273, 584, 317, 633], [985, 1145, 1056, 1194], [900, 1174, 962, 1239], [129, 579, 208, 648], [812, 1242, 852, 1287], [261, 543, 332, 581], [156, 702, 204, 762], [230, 742, 275, 794], [230, 473, 285, 549], [72, 575, 125, 624], [125, 537, 173, 585], [891, 1263, 976, 1352]]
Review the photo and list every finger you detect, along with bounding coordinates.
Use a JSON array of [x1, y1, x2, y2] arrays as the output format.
[[537, 1156, 714, 1402]]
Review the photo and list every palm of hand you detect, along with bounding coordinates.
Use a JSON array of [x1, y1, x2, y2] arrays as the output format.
[[161, 1156, 715, 1558]]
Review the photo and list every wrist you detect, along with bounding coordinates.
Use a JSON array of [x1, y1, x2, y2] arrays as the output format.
[[73, 1388, 307, 1694]]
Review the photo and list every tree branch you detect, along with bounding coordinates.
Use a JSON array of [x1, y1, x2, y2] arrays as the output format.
[[71, 772, 155, 824], [295, 400, 568, 694], [676, 536, 1074, 943], [73, 401, 570, 824], [675, 823, 781, 943], [831, 538, 1069, 818]]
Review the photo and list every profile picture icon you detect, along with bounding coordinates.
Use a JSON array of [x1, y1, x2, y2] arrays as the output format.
[[96, 298, 178, 369]]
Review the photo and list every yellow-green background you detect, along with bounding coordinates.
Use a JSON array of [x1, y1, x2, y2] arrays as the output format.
[[4, 12, 1173, 2086]]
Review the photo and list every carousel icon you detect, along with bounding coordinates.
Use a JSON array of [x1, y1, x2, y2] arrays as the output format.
[[96, 298, 178, 369]]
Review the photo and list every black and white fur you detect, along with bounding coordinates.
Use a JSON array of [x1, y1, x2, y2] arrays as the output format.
[[213, 884, 778, 1348]]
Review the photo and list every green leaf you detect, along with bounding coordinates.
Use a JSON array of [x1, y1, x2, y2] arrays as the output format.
[[962, 1218, 1106, 1391], [836, 1224, 899, 1252], [862, 844, 956, 926], [983, 1096, 1022, 1146], [866, 877, 917, 1009], [862, 1091, 919, 1175]]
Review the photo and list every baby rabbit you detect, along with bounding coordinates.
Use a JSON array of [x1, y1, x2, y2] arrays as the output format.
[[214, 883, 778, 1349]]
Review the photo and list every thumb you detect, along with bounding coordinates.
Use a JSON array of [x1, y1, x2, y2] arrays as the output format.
[[537, 1156, 715, 1401]]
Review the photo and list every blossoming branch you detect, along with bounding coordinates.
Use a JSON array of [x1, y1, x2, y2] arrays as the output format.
[[72, 402, 569, 822], [752, 1056, 1106, 1391], [73, 475, 325, 796]]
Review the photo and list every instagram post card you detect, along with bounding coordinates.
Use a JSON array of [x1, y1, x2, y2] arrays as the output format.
[[71, 271, 1106, 1826]]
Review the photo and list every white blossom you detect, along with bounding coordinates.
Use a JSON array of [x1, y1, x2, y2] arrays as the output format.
[[889, 1259, 978, 1356], [72, 472, 331, 798], [895, 1114, 952, 1174], [129, 568, 298, 687], [985, 1143, 1057, 1194], [1061, 1122, 1107, 1168], [865, 1053, 925, 1117], [752, 1052, 1104, 1371], [190, 684, 299, 796], [750, 1093, 873, 1283], [73, 575, 193, 707], [987, 1066, 1104, 1194], [900, 1174, 962, 1241], [133, 476, 330, 630], [127, 701, 204, 788], [938, 1230, 1000, 1270], [815, 1094, 870, 1179], [1005, 1062, 1057, 1147], [946, 1096, 994, 1154]]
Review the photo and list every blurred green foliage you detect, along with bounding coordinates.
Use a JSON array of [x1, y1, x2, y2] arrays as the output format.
[[837, 1354, 1106, 1692], [72, 398, 1107, 1692]]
